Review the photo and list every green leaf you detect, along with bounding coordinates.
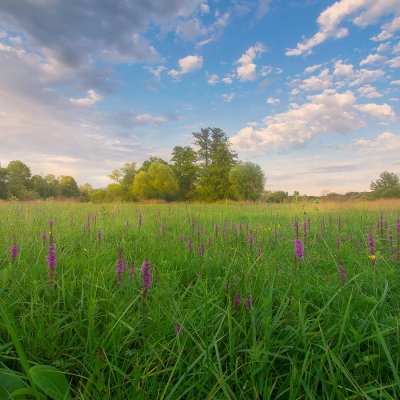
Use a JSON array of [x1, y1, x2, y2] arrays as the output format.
[[29, 365, 72, 400], [0, 368, 27, 399], [0, 268, 10, 288]]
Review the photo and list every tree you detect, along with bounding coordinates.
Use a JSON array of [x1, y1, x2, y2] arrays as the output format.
[[31, 175, 48, 198], [59, 176, 80, 198], [79, 183, 93, 201], [44, 174, 60, 198], [171, 146, 198, 199], [6, 160, 32, 199], [370, 171, 400, 198], [193, 127, 237, 201], [132, 162, 178, 200], [228, 162, 265, 201], [109, 162, 137, 200], [139, 157, 168, 172], [0, 166, 8, 199], [265, 191, 289, 203]]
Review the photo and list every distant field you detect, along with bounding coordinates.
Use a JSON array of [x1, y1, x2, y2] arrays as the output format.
[[1, 200, 400, 399]]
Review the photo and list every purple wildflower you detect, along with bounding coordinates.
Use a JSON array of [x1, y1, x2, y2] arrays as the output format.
[[10, 241, 18, 262], [191, 217, 195, 230], [138, 212, 142, 228], [187, 236, 193, 252], [175, 323, 183, 336], [336, 236, 341, 248], [294, 238, 304, 262], [245, 295, 252, 310], [47, 242, 57, 286], [179, 234, 185, 243], [116, 248, 125, 286], [234, 293, 241, 307], [49, 219, 54, 227], [97, 230, 103, 240], [303, 222, 308, 241], [294, 220, 299, 238], [128, 262, 135, 279], [198, 243, 204, 256], [248, 231, 254, 247], [338, 264, 347, 286], [141, 259, 151, 293]]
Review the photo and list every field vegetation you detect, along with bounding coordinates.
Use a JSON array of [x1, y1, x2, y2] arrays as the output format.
[[1, 200, 400, 399]]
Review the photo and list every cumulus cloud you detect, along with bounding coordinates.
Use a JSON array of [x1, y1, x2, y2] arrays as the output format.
[[236, 43, 266, 81], [131, 113, 168, 125], [207, 73, 219, 85], [304, 64, 322, 74], [168, 55, 203, 78], [298, 68, 333, 91], [333, 60, 355, 77], [230, 90, 397, 152], [349, 68, 385, 86], [346, 131, 400, 153], [372, 16, 400, 41], [356, 103, 396, 120], [286, 0, 400, 56], [266, 97, 280, 105], [70, 90, 102, 106], [360, 53, 385, 66], [357, 85, 382, 98], [222, 93, 235, 102]]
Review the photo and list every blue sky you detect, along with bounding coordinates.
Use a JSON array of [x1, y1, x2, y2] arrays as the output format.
[[0, 0, 399, 195]]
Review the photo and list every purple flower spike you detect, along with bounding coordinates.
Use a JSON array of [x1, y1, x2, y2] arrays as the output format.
[[141, 259, 151, 293], [175, 323, 183, 336], [248, 231, 254, 247], [338, 264, 346, 286], [10, 241, 18, 261], [116, 248, 125, 286], [97, 230, 103, 240], [294, 238, 304, 262], [234, 293, 241, 307], [47, 242, 57, 285], [245, 295, 252, 310]]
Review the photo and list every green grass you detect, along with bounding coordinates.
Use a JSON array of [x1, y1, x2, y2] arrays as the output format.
[[0, 200, 399, 399]]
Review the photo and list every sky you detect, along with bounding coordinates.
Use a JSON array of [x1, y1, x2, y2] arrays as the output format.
[[0, 0, 399, 196]]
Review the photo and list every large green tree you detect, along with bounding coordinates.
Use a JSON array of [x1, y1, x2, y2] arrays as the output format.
[[132, 162, 178, 200], [193, 127, 237, 201], [6, 160, 32, 199], [171, 146, 198, 199], [229, 162, 265, 201], [109, 162, 137, 200], [59, 175, 80, 198], [370, 171, 400, 198], [0, 166, 8, 199]]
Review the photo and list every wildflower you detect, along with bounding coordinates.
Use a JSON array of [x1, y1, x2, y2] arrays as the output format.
[[303, 222, 308, 241], [97, 230, 103, 240], [368, 232, 375, 255], [336, 236, 341, 248], [245, 295, 252, 310], [47, 242, 57, 285], [294, 220, 299, 238], [10, 241, 18, 262], [369, 254, 377, 261], [41, 231, 47, 244], [338, 264, 346, 286], [128, 262, 135, 279], [141, 259, 151, 293], [138, 212, 142, 228], [116, 248, 125, 286], [198, 243, 204, 256], [294, 238, 304, 262], [179, 234, 184, 243], [187, 236, 193, 252], [175, 323, 183, 336], [248, 231, 254, 247], [234, 293, 241, 307]]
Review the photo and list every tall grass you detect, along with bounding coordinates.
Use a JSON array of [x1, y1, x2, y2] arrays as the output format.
[[1, 200, 399, 399]]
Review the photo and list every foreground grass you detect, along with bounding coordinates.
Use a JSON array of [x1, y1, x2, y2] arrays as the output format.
[[0, 200, 399, 399]]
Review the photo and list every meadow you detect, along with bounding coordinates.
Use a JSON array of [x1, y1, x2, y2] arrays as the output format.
[[0, 200, 399, 399]]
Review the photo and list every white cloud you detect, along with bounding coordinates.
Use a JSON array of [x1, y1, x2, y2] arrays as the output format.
[[144, 65, 166, 81], [299, 68, 333, 91], [260, 65, 273, 76], [356, 103, 396, 120], [304, 64, 322, 74], [255, 0, 270, 21], [176, 18, 207, 41], [391, 79, 400, 85], [70, 89, 102, 106], [200, 3, 210, 14], [286, 0, 400, 56], [266, 97, 280, 105], [132, 113, 167, 124], [231, 90, 398, 152], [231, 91, 362, 151], [333, 60, 354, 77], [357, 85, 382, 98], [168, 55, 203, 78], [376, 42, 391, 52], [360, 53, 385, 65], [222, 75, 233, 84], [350, 68, 385, 86], [222, 93, 235, 102], [372, 16, 400, 41], [393, 42, 400, 54], [236, 43, 266, 81], [386, 56, 400, 68], [207, 73, 219, 85], [348, 131, 400, 153]]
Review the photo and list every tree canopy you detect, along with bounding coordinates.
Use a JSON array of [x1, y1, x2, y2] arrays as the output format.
[[370, 171, 400, 198]]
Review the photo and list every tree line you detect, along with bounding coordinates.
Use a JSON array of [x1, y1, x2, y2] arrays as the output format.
[[1, 128, 399, 202]]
